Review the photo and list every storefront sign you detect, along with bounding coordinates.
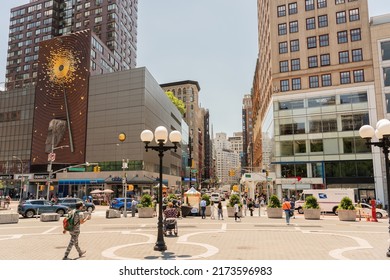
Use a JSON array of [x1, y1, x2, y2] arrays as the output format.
[[0, 175, 13, 180]]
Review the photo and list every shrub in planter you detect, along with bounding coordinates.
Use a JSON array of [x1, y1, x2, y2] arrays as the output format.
[[267, 195, 283, 218], [267, 195, 281, 208], [337, 196, 356, 221], [201, 194, 211, 206], [137, 194, 154, 218], [303, 195, 321, 220], [227, 193, 242, 217]]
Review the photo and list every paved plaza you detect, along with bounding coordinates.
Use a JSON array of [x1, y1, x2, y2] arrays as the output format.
[[0, 202, 389, 260]]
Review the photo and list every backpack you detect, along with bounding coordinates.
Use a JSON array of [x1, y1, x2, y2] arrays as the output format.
[[63, 210, 79, 231]]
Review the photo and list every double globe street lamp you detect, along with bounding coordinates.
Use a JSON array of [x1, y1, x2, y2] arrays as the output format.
[[140, 126, 182, 251], [359, 119, 390, 257]]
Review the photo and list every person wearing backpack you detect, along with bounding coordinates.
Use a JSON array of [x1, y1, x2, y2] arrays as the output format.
[[62, 202, 89, 260]]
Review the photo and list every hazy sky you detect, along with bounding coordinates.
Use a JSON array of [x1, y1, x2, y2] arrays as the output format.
[[1, 0, 390, 137]]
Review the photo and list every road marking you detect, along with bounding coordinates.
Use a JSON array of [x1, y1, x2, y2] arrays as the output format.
[[42, 226, 59, 234]]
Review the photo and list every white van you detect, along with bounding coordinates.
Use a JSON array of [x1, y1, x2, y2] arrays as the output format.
[[295, 189, 356, 215]]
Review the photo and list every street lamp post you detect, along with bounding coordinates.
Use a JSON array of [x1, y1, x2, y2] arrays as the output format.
[[140, 126, 182, 251], [359, 119, 390, 258], [118, 133, 128, 218], [12, 156, 24, 203], [46, 143, 69, 199]]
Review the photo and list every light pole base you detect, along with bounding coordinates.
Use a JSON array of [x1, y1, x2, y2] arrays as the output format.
[[387, 250, 390, 258], [154, 242, 167, 252]]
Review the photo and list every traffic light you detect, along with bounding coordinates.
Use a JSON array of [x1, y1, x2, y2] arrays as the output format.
[[228, 170, 236, 177], [97, 166, 101, 172], [93, 166, 101, 172]]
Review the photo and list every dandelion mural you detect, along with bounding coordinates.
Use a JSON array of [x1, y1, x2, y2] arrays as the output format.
[[31, 30, 91, 165]]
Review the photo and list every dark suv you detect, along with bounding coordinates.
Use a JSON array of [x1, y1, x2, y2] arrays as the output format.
[[18, 199, 69, 218], [57, 198, 95, 212]]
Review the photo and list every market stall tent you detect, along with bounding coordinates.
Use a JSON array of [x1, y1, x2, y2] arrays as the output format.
[[184, 187, 201, 213]]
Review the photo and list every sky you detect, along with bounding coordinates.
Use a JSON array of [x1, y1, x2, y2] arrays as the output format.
[[1, 0, 390, 137]]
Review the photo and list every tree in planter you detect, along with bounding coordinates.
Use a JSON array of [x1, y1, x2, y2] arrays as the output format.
[[338, 196, 355, 210], [267, 195, 281, 208], [303, 195, 319, 209], [267, 195, 282, 218], [138, 193, 153, 208], [228, 193, 241, 207], [137, 193, 154, 218], [201, 194, 211, 206], [337, 196, 356, 221], [303, 195, 321, 220]]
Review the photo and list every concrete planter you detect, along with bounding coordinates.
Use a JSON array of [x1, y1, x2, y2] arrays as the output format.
[[138, 207, 154, 218], [0, 213, 19, 224], [338, 209, 357, 221], [106, 209, 121, 218], [303, 208, 321, 220], [266, 207, 283, 218], [227, 206, 242, 217]]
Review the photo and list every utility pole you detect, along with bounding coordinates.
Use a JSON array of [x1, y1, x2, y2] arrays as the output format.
[[188, 134, 193, 189]]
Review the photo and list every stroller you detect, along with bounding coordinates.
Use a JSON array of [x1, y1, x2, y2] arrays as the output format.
[[163, 218, 178, 236]]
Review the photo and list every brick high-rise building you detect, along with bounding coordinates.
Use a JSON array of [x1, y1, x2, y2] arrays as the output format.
[[6, 0, 137, 89]]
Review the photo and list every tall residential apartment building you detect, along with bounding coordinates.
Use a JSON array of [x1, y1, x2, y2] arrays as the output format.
[[253, 0, 385, 202], [6, 0, 137, 89]]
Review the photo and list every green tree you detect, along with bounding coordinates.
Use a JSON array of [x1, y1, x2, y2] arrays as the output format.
[[165, 91, 186, 115]]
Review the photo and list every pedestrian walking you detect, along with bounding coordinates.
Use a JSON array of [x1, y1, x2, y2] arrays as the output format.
[[290, 196, 296, 219], [217, 201, 224, 220], [248, 198, 254, 216], [131, 197, 138, 217], [242, 196, 247, 216], [200, 197, 207, 219], [62, 202, 89, 260], [210, 201, 216, 219], [282, 198, 291, 225], [234, 202, 241, 222]]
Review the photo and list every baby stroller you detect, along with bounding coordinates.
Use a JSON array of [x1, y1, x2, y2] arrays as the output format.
[[163, 218, 178, 236]]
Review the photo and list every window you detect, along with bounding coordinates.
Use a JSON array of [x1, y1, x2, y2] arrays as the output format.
[[353, 69, 364, 82], [292, 78, 301, 90], [280, 61, 289, 72], [349, 8, 360, 21], [289, 3, 298, 14], [307, 36, 317, 48], [339, 51, 349, 63], [318, 15, 328, 27], [352, 49, 363, 62], [337, 31, 348, 44], [336, 11, 346, 24], [340, 71, 351, 84], [289, 21, 298, 33], [277, 5, 286, 17], [320, 54, 330, 66], [279, 41, 288, 54], [306, 18, 316, 30], [281, 80, 289, 92], [319, 34, 329, 47], [278, 23, 287, 35], [340, 93, 367, 104], [317, 0, 327, 8], [350, 28, 361, 41], [336, 0, 345, 4], [290, 40, 299, 52], [308, 96, 336, 107], [383, 67, 390, 87], [291, 59, 300, 71], [305, 0, 315, 11], [308, 56, 318, 68], [322, 74, 332, 86], [341, 113, 369, 131], [278, 100, 304, 110], [381, 41, 390, 61], [309, 76, 319, 88]]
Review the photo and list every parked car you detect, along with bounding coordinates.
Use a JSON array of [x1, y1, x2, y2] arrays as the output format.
[[18, 199, 69, 218], [210, 193, 221, 203], [356, 203, 389, 219], [110, 198, 138, 213], [56, 198, 95, 212]]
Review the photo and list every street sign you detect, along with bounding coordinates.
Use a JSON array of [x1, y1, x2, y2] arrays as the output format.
[[48, 153, 56, 162], [67, 167, 85, 172]]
